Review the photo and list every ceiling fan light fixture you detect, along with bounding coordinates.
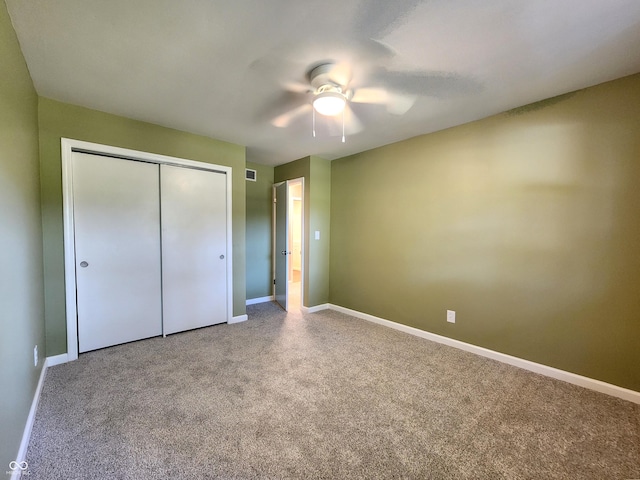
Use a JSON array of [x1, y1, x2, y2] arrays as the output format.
[[313, 91, 346, 116]]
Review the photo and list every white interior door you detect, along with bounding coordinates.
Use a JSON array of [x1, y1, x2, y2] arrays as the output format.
[[161, 165, 227, 335], [274, 182, 288, 310], [73, 152, 162, 353]]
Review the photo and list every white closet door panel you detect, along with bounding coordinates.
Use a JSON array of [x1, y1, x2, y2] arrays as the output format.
[[73, 152, 162, 352], [161, 165, 227, 335]]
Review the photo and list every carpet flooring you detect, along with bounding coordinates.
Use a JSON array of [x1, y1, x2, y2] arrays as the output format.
[[26, 302, 640, 479]]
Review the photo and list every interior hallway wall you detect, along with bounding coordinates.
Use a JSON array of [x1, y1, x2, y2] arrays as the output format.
[[245, 161, 274, 300], [330, 73, 640, 391]]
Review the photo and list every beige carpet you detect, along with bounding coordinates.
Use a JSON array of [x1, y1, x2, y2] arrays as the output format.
[[26, 302, 640, 479]]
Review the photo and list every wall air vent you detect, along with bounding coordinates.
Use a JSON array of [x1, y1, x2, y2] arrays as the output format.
[[245, 168, 257, 181]]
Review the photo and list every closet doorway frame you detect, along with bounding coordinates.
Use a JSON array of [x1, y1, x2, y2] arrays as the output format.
[[61, 138, 233, 361]]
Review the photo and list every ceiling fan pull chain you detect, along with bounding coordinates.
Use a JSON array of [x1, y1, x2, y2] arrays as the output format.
[[342, 108, 346, 143], [312, 108, 316, 138]]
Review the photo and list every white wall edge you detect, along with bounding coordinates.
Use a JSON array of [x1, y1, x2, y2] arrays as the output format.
[[246, 296, 274, 306], [328, 304, 640, 405], [11, 362, 47, 480], [46, 354, 69, 367], [301, 303, 330, 314], [61, 138, 79, 361], [229, 314, 248, 324]]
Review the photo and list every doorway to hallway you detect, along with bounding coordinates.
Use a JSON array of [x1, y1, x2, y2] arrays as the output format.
[[288, 180, 302, 310], [273, 178, 303, 311]]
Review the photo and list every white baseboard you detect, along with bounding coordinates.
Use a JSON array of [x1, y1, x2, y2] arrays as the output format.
[[11, 361, 48, 479], [246, 296, 274, 306], [46, 353, 69, 367], [229, 314, 248, 324], [328, 304, 640, 405], [301, 303, 330, 314]]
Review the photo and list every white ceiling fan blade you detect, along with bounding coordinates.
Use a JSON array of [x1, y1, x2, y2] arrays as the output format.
[[351, 87, 390, 104], [328, 62, 352, 88], [324, 104, 363, 137], [283, 81, 311, 94], [371, 68, 483, 98], [385, 93, 416, 115], [344, 104, 364, 134], [271, 103, 311, 128], [351, 88, 415, 115]]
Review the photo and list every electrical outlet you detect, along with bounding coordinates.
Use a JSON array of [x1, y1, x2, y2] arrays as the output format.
[[34, 345, 38, 366], [447, 310, 456, 323]]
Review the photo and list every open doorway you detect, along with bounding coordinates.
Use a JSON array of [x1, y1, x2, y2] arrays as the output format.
[[273, 178, 304, 311], [287, 180, 303, 310]]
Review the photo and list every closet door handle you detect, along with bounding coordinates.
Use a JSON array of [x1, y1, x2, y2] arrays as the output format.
[[219, 255, 225, 260], [80, 261, 89, 268]]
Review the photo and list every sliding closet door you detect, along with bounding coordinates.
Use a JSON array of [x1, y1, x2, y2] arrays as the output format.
[[73, 152, 162, 352], [161, 165, 228, 335]]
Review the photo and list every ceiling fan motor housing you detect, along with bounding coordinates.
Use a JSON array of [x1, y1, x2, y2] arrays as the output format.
[[309, 63, 340, 89], [309, 63, 351, 115]]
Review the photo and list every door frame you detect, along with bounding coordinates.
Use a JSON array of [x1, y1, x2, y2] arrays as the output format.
[[272, 177, 305, 310], [61, 138, 233, 361]]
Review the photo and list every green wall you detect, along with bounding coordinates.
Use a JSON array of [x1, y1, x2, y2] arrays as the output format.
[[0, 1, 46, 467], [308, 156, 331, 306], [330, 73, 640, 391], [246, 161, 274, 300], [275, 156, 331, 307], [38, 98, 247, 355]]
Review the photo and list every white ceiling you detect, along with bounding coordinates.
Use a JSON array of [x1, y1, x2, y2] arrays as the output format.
[[6, 0, 640, 166]]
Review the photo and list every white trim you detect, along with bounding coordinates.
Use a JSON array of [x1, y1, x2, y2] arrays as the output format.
[[301, 303, 330, 314], [229, 314, 248, 324], [292, 178, 305, 311], [246, 296, 274, 305], [328, 304, 640, 405], [61, 138, 234, 361], [11, 363, 47, 479], [61, 139, 78, 361], [224, 167, 234, 331], [46, 353, 69, 367]]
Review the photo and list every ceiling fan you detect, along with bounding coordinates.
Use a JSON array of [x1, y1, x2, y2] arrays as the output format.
[[271, 61, 417, 140]]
